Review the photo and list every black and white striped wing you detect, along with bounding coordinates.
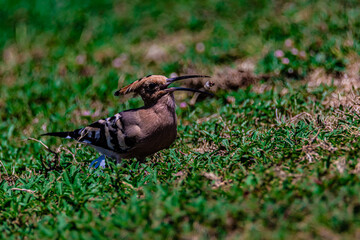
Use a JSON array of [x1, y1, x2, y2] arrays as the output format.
[[74, 113, 131, 154]]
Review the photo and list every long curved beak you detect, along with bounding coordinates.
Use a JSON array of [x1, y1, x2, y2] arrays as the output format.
[[164, 75, 213, 96]]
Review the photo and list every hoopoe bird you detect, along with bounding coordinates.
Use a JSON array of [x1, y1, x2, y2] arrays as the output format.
[[42, 75, 212, 168]]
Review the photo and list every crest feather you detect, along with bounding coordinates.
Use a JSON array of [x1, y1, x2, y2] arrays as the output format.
[[114, 75, 167, 96]]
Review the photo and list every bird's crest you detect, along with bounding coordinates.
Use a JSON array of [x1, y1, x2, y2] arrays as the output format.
[[116, 75, 167, 95]]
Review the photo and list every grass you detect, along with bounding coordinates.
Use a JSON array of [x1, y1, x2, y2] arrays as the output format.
[[1, 0, 360, 239]]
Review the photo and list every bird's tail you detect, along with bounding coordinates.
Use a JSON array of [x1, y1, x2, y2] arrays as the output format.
[[41, 130, 80, 140]]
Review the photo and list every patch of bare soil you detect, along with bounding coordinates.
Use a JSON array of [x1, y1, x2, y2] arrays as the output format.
[[181, 53, 359, 97], [183, 59, 269, 92]]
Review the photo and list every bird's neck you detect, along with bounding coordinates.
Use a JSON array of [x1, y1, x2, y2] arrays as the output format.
[[144, 93, 176, 110]]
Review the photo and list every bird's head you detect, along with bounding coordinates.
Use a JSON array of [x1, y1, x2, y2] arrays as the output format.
[[114, 75, 212, 105]]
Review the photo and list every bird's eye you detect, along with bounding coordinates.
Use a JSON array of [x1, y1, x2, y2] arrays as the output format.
[[148, 83, 156, 89]]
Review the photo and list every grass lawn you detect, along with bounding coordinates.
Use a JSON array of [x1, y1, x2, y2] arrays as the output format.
[[1, 0, 360, 239]]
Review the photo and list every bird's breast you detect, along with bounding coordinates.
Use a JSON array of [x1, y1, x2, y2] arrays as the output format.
[[119, 94, 178, 159], [140, 109, 177, 154]]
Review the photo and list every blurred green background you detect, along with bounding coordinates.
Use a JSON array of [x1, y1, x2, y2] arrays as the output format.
[[1, 0, 360, 239]]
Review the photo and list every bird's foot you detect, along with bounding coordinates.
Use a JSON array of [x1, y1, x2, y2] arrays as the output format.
[[89, 155, 106, 169]]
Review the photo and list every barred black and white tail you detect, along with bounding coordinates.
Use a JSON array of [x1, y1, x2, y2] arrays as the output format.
[[41, 113, 131, 159]]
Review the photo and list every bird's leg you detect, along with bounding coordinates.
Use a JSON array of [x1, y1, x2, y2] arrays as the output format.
[[116, 156, 122, 165], [88, 154, 106, 169]]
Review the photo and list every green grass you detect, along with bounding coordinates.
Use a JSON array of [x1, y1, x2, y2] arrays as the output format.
[[1, 0, 360, 239]]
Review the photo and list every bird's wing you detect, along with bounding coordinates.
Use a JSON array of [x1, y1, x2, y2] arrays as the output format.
[[75, 113, 131, 153], [42, 109, 150, 159], [42, 113, 133, 154]]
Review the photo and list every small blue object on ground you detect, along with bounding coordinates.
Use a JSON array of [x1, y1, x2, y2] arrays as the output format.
[[89, 155, 106, 169]]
